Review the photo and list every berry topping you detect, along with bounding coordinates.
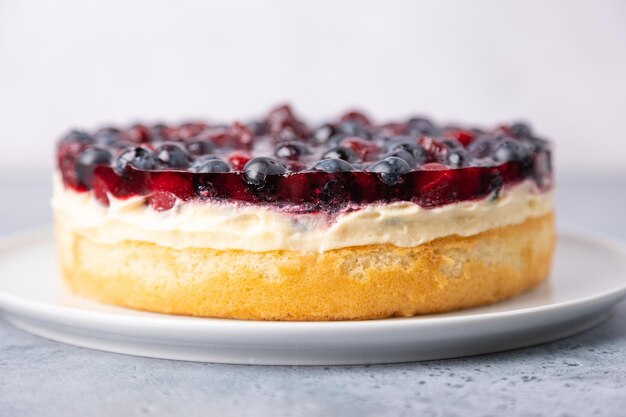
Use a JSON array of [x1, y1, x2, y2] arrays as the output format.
[[313, 158, 354, 173], [190, 156, 230, 173], [385, 149, 418, 167], [125, 124, 151, 143], [93, 127, 121, 145], [509, 122, 532, 138], [185, 140, 214, 156], [115, 147, 157, 173], [340, 137, 380, 161], [75, 147, 113, 188], [227, 151, 252, 170], [155, 143, 189, 169], [322, 146, 358, 163], [445, 149, 471, 168], [312, 124, 337, 144], [367, 157, 411, 185], [243, 157, 286, 187], [407, 117, 438, 136], [63, 130, 93, 144], [386, 138, 427, 165], [493, 140, 528, 163], [275, 142, 310, 160], [340, 110, 372, 127], [56, 104, 552, 212]]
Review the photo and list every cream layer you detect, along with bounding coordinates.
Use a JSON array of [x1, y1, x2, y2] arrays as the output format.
[[52, 175, 553, 252]]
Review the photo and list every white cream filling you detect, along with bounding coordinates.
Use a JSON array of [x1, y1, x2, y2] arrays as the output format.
[[52, 175, 553, 253]]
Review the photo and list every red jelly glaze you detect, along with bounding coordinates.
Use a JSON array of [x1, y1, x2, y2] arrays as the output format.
[[56, 105, 553, 214]]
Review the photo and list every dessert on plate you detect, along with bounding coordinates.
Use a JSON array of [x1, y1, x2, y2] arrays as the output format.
[[53, 105, 555, 320]]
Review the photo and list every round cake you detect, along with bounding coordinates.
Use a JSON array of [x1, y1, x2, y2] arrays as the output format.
[[53, 105, 555, 320]]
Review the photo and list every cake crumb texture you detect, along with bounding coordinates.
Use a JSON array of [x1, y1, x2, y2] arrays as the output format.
[[56, 213, 555, 321]]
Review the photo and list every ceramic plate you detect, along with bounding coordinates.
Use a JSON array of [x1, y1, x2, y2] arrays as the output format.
[[0, 229, 624, 365]]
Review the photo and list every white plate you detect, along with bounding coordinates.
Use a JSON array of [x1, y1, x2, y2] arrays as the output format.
[[0, 229, 625, 365]]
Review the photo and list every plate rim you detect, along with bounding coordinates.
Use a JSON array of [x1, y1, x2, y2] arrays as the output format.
[[0, 226, 625, 334]]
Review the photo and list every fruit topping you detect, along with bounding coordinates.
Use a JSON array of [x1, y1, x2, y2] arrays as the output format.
[[56, 104, 552, 212], [155, 143, 190, 169], [367, 157, 411, 185], [115, 147, 157, 173], [243, 157, 287, 187]]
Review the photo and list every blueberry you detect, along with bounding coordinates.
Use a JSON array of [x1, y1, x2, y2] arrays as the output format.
[[155, 143, 189, 168], [246, 121, 268, 136], [445, 149, 471, 167], [190, 156, 230, 173], [337, 120, 363, 136], [75, 147, 113, 187], [322, 146, 358, 163], [313, 158, 354, 173], [93, 127, 121, 145], [115, 147, 157, 173], [407, 117, 438, 136], [275, 142, 309, 160], [243, 157, 286, 186], [185, 140, 215, 156], [493, 140, 529, 162], [328, 134, 347, 147], [385, 149, 417, 167], [62, 130, 93, 144], [468, 136, 496, 158], [523, 136, 548, 153], [441, 139, 462, 149], [509, 122, 532, 138], [386, 138, 427, 164], [312, 124, 337, 144], [367, 157, 411, 185]]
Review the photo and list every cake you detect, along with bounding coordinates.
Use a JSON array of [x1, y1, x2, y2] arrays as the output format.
[[53, 105, 555, 320]]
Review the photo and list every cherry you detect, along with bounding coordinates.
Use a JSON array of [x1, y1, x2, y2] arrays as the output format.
[[340, 137, 380, 161], [231, 121, 254, 147], [227, 151, 252, 171], [176, 122, 207, 140], [444, 129, 476, 147], [125, 124, 151, 143], [340, 110, 371, 127], [418, 136, 448, 161], [421, 162, 448, 171]]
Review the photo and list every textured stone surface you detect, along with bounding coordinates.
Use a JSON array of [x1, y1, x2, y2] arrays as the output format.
[[0, 176, 625, 417]]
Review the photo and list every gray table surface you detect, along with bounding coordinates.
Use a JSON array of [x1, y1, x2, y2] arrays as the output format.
[[1, 174, 625, 417]]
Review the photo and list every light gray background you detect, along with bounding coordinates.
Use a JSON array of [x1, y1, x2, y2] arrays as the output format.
[[1, 0, 626, 178]]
